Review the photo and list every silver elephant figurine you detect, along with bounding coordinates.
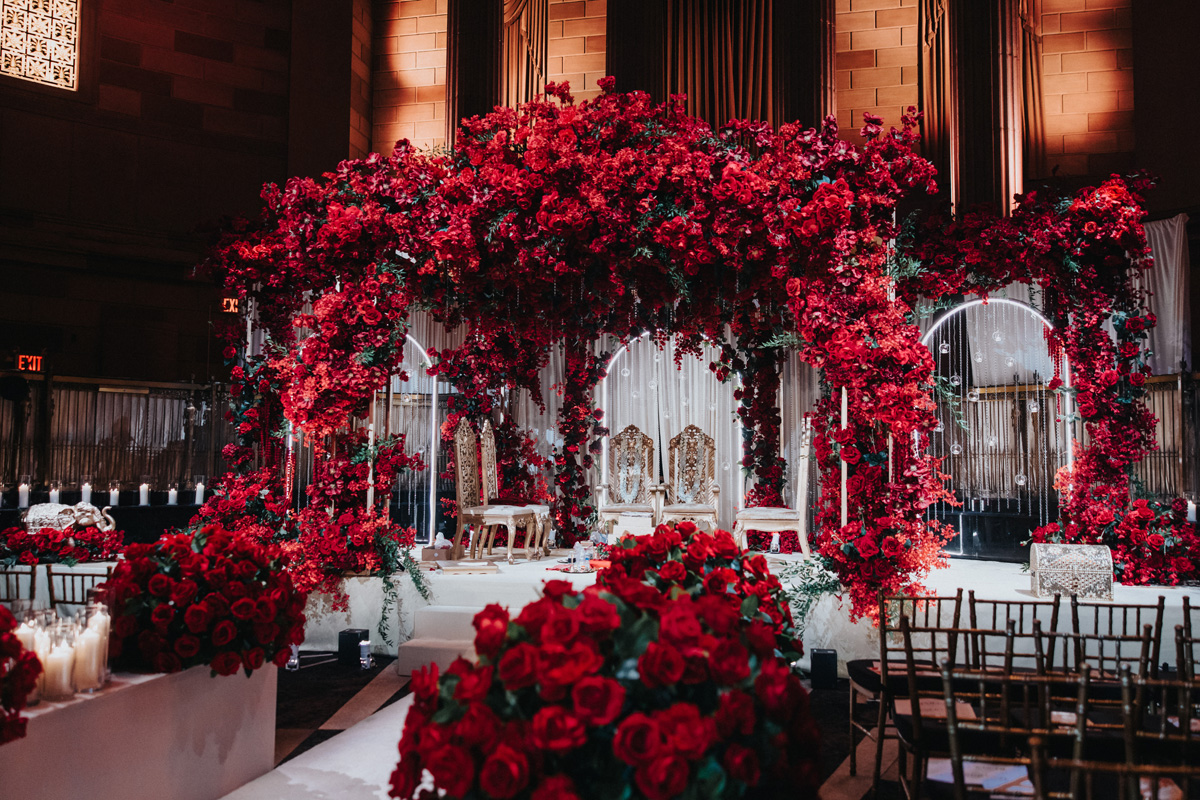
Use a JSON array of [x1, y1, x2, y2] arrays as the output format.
[[21, 502, 117, 532]]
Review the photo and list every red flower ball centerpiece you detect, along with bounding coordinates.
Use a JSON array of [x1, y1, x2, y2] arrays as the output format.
[[103, 523, 307, 676], [0, 605, 42, 745], [0, 524, 124, 567], [389, 522, 819, 799]]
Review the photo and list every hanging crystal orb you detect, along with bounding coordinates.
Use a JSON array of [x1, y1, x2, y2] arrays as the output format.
[[950, 444, 963, 455], [939, 342, 951, 354], [708, 402, 717, 411], [934, 420, 944, 433], [987, 435, 998, 448], [974, 352, 984, 363], [621, 367, 630, 377], [647, 381, 657, 390], [1015, 474, 1027, 486], [1005, 356, 1016, 368], [680, 398, 689, 406], [967, 390, 980, 402], [653, 353, 662, 363], [631, 391, 639, 399], [1028, 400, 1040, 413], [950, 374, 962, 387], [992, 330, 1003, 343], [663, 411, 670, 418]]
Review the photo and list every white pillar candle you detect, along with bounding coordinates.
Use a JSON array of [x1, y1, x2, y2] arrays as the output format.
[[49, 486, 60, 504], [81, 482, 92, 504], [34, 630, 51, 694], [1189, 501, 1197, 524], [167, 487, 178, 505], [88, 609, 111, 681], [139, 483, 150, 506], [18, 483, 30, 508], [109, 488, 120, 506], [194, 482, 205, 504], [14, 622, 36, 652], [72, 628, 104, 691], [43, 643, 75, 700]]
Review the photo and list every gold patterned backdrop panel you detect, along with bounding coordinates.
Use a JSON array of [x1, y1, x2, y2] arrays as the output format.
[[453, 418, 482, 509], [0, 0, 78, 90], [480, 420, 500, 502]]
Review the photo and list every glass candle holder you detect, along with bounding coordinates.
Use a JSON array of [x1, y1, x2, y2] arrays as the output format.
[[73, 604, 108, 692], [42, 623, 78, 701], [108, 482, 121, 507]]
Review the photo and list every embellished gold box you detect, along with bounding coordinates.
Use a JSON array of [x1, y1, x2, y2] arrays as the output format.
[[1030, 543, 1114, 600]]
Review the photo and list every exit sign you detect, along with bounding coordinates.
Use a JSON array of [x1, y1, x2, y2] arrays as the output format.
[[17, 354, 43, 372], [221, 297, 240, 313]]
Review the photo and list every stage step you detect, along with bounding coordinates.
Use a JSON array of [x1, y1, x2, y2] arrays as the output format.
[[394, 637, 475, 677], [412, 605, 481, 641]]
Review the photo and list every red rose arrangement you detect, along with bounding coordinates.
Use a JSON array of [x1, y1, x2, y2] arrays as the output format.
[[103, 523, 307, 677], [0, 525, 124, 567], [0, 605, 42, 745], [389, 522, 820, 800]]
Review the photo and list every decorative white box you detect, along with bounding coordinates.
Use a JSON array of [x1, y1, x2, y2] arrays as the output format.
[[1030, 543, 1114, 600]]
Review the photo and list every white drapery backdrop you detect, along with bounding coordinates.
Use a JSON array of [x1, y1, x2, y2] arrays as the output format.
[[1143, 213, 1192, 375]]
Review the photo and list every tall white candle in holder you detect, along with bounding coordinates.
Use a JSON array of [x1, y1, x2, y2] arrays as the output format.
[[81, 482, 92, 504], [43, 642, 75, 700], [34, 629, 51, 694], [109, 486, 120, 506], [139, 483, 150, 506], [18, 483, 30, 508], [167, 487, 178, 505], [194, 481, 205, 504], [73, 627, 104, 692], [87, 605, 112, 681], [49, 484, 60, 504], [14, 621, 35, 652]]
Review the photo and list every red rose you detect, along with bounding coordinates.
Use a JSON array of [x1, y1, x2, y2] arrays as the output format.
[[169, 579, 199, 606], [540, 606, 581, 645], [744, 619, 777, 657], [454, 703, 501, 748], [657, 561, 687, 584], [635, 755, 689, 800], [638, 641, 685, 688], [211, 651, 242, 676], [174, 634, 201, 660], [212, 619, 237, 647], [451, 661, 493, 702], [242, 647, 265, 671], [841, 446, 861, 464], [709, 639, 751, 685], [614, 713, 663, 767], [114, 614, 137, 638], [184, 603, 213, 634], [658, 601, 702, 646], [572, 676, 626, 726], [881, 537, 904, 558], [755, 658, 802, 721], [498, 642, 539, 690], [576, 594, 620, 632], [538, 641, 603, 699], [1130, 372, 1146, 387], [657, 703, 716, 759], [154, 652, 183, 673], [716, 689, 757, 737], [230, 598, 257, 621], [530, 775, 581, 800], [426, 744, 473, 798], [723, 742, 761, 785], [1147, 533, 1165, 549], [855, 536, 880, 559], [531, 706, 586, 753], [148, 574, 172, 598], [479, 743, 529, 799], [151, 604, 175, 628], [473, 603, 511, 658]]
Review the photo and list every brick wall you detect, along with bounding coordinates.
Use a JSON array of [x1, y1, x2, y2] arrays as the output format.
[[835, 0, 918, 145], [548, 0, 607, 103], [351, 0, 374, 159], [372, 0, 447, 153], [1040, 0, 1134, 177]]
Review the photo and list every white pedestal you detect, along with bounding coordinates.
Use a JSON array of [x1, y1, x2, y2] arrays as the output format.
[[0, 665, 277, 800]]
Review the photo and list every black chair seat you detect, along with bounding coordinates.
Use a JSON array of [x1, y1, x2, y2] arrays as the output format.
[[847, 658, 941, 695]]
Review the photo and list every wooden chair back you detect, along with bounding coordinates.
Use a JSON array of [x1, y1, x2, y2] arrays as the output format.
[[1071, 594, 1165, 672], [876, 590, 965, 702], [453, 417, 483, 509], [1122, 665, 1200, 767], [605, 424, 656, 505], [665, 424, 718, 506], [1035, 622, 1155, 681], [1175, 624, 1198, 681], [46, 563, 113, 612], [968, 591, 1061, 672], [0, 565, 37, 605]]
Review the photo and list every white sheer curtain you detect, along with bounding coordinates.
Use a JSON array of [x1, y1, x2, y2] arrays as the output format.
[[780, 351, 821, 510], [1143, 214, 1192, 375], [600, 336, 741, 529]]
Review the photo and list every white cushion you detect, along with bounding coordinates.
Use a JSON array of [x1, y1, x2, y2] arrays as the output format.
[[599, 503, 654, 515], [662, 504, 717, 515], [735, 507, 800, 521]]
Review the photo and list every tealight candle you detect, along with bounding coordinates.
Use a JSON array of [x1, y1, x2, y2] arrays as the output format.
[[43, 642, 75, 700], [139, 483, 149, 506], [194, 481, 205, 504], [167, 487, 178, 505], [81, 481, 92, 504], [18, 482, 30, 508]]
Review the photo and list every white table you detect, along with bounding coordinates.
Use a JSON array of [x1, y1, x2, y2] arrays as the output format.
[[0, 664, 276, 800]]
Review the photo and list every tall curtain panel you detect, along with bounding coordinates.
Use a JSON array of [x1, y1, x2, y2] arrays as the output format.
[[665, 0, 774, 129], [918, 0, 952, 188], [501, 0, 548, 110], [1143, 214, 1193, 375], [1019, 0, 1046, 179], [780, 351, 821, 511]]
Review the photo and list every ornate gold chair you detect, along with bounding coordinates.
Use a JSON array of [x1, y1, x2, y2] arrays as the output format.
[[479, 420, 549, 560], [659, 424, 720, 531], [732, 416, 812, 555], [451, 418, 539, 563], [595, 424, 660, 536]]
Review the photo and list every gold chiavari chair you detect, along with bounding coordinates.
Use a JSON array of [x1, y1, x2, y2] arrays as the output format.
[[0, 564, 37, 606]]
